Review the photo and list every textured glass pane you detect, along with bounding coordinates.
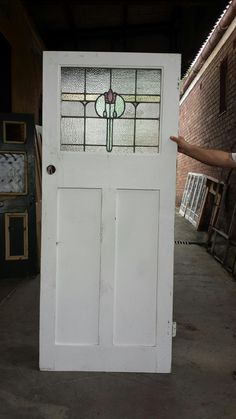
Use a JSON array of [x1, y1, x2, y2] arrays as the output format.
[[60, 67, 162, 153], [136, 95, 160, 103], [61, 101, 85, 117], [111, 69, 136, 94], [135, 120, 159, 146], [113, 120, 134, 146], [86, 102, 98, 117], [136, 103, 160, 119], [0, 153, 25, 193], [137, 70, 161, 95], [85, 94, 99, 102], [86, 68, 110, 93], [61, 118, 84, 145], [61, 67, 85, 93], [86, 119, 106, 145], [62, 93, 84, 101], [120, 102, 135, 119], [122, 95, 136, 102]]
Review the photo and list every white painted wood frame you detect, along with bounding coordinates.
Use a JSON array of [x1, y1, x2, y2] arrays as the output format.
[[40, 51, 180, 372]]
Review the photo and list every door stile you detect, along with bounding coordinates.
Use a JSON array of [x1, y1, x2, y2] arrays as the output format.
[[40, 56, 61, 369], [99, 187, 116, 347], [155, 57, 180, 372]]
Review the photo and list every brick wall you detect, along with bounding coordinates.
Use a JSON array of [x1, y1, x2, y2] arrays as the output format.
[[178, 26, 236, 223]]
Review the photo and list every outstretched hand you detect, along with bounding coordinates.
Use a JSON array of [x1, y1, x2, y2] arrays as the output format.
[[169, 136, 189, 153]]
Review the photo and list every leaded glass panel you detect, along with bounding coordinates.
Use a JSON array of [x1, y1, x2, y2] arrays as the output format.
[[61, 101, 84, 117], [113, 120, 134, 146], [86, 119, 106, 145], [61, 67, 85, 93], [135, 120, 159, 146], [61, 118, 84, 145], [61, 67, 161, 153]]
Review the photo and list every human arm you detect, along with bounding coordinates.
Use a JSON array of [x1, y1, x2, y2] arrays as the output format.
[[170, 136, 236, 169]]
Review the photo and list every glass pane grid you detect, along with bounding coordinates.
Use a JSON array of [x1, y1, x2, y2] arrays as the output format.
[[61, 67, 161, 153]]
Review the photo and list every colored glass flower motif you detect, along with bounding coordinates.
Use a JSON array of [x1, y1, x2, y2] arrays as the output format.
[[95, 89, 125, 152]]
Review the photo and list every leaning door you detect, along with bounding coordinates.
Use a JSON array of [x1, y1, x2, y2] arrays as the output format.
[[40, 52, 180, 372], [0, 113, 37, 278]]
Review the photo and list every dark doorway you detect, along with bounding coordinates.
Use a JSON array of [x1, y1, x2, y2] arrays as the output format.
[[0, 33, 11, 113]]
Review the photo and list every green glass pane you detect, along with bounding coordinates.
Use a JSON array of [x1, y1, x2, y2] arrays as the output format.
[[111, 69, 136, 94], [135, 120, 159, 146], [137, 70, 161, 95], [86, 68, 110, 93], [95, 93, 125, 118], [61, 67, 85, 93], [61, 117, 84, 145]]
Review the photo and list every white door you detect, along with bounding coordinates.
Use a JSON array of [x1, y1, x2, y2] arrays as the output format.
[[40, 52, 180, 372]]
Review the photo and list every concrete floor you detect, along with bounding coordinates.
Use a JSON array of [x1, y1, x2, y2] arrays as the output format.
[[0, 213, 236, 419]]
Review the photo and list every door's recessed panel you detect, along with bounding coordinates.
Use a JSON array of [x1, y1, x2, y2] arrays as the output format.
[[114, 189, 159, 346], [56, 188, 102, 345]]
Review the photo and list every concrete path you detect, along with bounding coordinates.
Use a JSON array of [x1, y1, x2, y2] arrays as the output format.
[[0, 214, 236, 419]]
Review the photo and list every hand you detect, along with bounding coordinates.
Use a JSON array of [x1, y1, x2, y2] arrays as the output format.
[[169, 136, 189, 153]]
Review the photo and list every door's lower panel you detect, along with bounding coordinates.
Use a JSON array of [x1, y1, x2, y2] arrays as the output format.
[[113, 189, 159, 346], [55, 188, 102, 345], [52, 187, 165, 373]]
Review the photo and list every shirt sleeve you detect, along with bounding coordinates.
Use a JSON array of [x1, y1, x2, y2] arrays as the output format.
[[232, 153, 236, 163]]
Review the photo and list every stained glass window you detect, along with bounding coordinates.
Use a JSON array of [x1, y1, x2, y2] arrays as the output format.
[[61, 67, 161, 153]]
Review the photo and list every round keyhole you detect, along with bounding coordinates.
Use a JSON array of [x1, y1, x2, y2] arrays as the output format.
[[47, 165, 56, 175]]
